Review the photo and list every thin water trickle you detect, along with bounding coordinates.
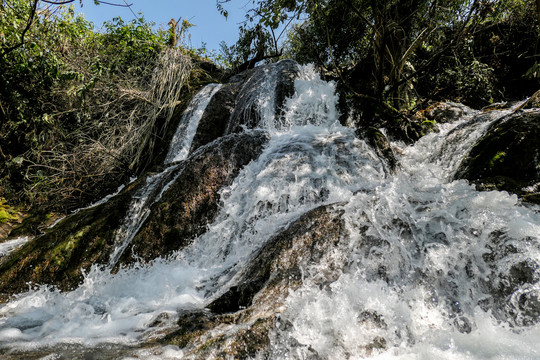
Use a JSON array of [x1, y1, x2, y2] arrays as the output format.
[[108, 83, 222, 267], [165, 84, 222, 164], [0, 237, 29, 258]]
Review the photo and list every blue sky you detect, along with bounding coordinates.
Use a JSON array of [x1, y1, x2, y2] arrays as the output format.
[[73, 0, 249, 51]]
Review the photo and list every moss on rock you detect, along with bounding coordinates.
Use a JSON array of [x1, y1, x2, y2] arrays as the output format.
[[455, 110, 540, 204], [0, 178, 143, 301]]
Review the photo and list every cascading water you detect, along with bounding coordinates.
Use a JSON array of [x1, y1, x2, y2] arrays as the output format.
[[0, 63, 539, 359], [108, 83, 222, 267], [269, 109, 540, 359], [165, 84, 223, 164]]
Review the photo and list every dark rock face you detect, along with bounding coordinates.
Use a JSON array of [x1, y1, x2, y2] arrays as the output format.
[[189, 60, 300, 154], [274, 59, 301, 119], [189, 82, 241, 153], [161, 204, 346, 358], [117, 131, 269, 265], [455, 110, 540, 204], [226, 60, 300, 134]]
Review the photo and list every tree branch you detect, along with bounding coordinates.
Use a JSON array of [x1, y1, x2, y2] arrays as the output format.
[[0, 0, 39, 57]]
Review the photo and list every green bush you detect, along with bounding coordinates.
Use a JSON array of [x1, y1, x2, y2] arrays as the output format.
[[0, 2, 195, 212]]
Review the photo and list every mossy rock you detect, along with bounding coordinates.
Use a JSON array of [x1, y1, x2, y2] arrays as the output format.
[[455, 110, 540, 204], [0, 178, 143, 301]]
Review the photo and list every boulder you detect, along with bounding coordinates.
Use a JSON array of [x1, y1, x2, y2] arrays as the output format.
[[208, 203, 346, 314], [359, 127, 398, 173], [455, 110, 540, 204], [117, 131, 269, 265], [158, 204, 347, 358]]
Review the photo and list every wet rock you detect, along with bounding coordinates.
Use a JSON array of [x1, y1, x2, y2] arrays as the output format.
[[455, 110, 540, 204], [274, 59, 301, 119], [0, 132, 269, 299], [208, 204, 346, 314], [160, 204, 346, 358], [189, 60, 299, 154], [117, 131, 269, 265], [0, 178, 143, 300], [226, 60, 300, 134], [424, 102, 475, 123], [360, 127, 398, 173], [189, 82, 242, 153]]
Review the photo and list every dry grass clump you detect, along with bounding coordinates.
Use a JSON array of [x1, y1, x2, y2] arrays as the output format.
[[27, 48, 193, 210]]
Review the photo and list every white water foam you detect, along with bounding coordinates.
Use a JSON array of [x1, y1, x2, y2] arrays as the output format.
[[0, 237, 29, 258], [269, 107, 540, 359]]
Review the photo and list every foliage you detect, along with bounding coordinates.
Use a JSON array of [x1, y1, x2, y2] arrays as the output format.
[[219, 25, 277, 69], [0, 1, 197, 212], [0, 198, 19, 224], [422, 40, 497, 108], [219, 0, 539, 110], [417, 0, 539, 105]]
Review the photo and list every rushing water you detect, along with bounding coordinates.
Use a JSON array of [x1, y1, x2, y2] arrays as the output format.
[[0, 63, 539, 359]]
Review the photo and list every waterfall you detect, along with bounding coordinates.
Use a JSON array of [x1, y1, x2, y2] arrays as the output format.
[[269, 107, 540, 359], [165, 84, 223, 164], [0, 64, 539, 359], [107, 84, 222, 267]]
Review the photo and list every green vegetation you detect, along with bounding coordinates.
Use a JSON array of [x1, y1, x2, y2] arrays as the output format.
[[218, 0, 539, 110], [489, 151, 507, 171], [0, 198, 19, 224], [0, 1, 218, 213]]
